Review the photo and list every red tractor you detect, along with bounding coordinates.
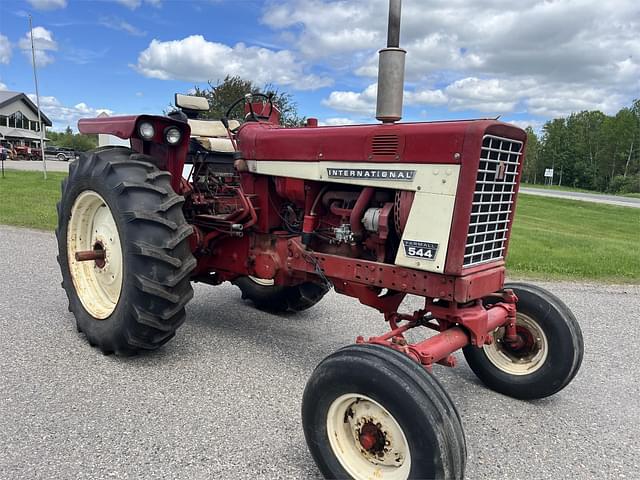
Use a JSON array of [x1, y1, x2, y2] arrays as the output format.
[[56, 1, 583, 478]]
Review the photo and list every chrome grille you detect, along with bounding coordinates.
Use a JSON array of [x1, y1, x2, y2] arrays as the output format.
[[463, 135, 523, 267]]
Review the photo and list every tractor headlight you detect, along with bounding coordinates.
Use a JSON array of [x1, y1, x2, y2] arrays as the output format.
[[138, 122, 155, 140], [165, 127, 182, 145]]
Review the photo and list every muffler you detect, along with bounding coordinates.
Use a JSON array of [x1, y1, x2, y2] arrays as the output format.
[[376, 0, 406, 123]]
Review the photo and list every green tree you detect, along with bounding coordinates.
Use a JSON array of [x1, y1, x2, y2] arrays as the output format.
[[48, 127, 97, 151], [187, 75, 306, 127], [539, 118, 569, 186], [623, 99, 640, 178], [565, 110, 607, 189], [522, 127, 541, 184], [533, 100, 639, 192]]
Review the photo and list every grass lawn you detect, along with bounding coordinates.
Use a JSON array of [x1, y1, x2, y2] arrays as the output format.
[[0, 170, 66, 230], [507, 194, 640, 283], [0, 170, 638, 283]]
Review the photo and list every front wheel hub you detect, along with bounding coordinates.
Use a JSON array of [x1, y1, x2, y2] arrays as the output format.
[[484, 313, 548, 375], [358, 421, 386, 453], [326, 393, 411, 479]]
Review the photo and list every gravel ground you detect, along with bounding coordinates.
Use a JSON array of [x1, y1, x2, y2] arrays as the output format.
[[0, 224, 638, 479]]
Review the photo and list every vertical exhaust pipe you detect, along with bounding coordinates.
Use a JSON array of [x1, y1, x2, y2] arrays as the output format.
[[376, 0, 406, 123]]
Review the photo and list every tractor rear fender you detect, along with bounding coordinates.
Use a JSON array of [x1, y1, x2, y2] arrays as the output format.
[[78, 115, 190, 192]]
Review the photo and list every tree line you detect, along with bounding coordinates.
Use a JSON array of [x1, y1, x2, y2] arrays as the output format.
[[522, 100, 640, 193], [48, 126, 98, 152]]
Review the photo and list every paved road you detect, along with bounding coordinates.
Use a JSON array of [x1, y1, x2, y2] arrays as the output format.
[[1, 158, 70, 173], [520, 186, 640, 208], [0, 224, 638, 479]]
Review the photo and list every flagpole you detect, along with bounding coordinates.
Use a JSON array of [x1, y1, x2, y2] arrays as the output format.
[[29, 14, 47, 180]]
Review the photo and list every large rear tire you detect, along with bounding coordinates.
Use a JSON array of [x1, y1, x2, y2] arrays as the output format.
[[56, 147, 196, 355], [302, 344, 466, 479], [463, 283, 584, 399], [234, 275, 328, 313]]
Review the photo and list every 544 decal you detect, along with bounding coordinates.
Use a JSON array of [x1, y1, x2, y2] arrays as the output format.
[[403, 240, 438, 260]]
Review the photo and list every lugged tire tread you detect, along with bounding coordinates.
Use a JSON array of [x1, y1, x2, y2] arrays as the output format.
[[139, 256, 197, 288], [133, 274, 182, 304], [160, 224, 193, 249], [130, 241, 184, 268], [113, 181, 168, 196], [56, 147, 195, 355], [234, 277, 329, 314], [155, 195, 184, 212], [132, 305, 187, 332], [122, 210, 178, 230]]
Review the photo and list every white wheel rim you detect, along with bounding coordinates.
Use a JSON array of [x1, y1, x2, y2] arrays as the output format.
[[67, 190, 123, 319], [248, 275, 274, 287], [326, 393, 411, 480], [483, 312, 548, 375]]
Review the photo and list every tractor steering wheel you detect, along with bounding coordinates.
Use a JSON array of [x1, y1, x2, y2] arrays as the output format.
[[224, 92, 274, 123]]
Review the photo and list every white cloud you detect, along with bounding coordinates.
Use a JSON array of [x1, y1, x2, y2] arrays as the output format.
[[99, 16, 146, 36], [321, 117, 358, 126], [133, 35, 332, 90], [116, 0, 161, 10], [264, 0, 640, 120], [507, 119, 544, 132], [404, 88, 448, 107], [322, 83, 377, 114], [262, 1, 381, 60], [0, 35, 11, 64], [444, 77, 525, 113], [26, 0, 67, 10], [525, 86, 624, 118], [323, 75, 628, 119], [26, 94, 114, 131], [18, 26, 58, 67], [0, 79, 7, 91]]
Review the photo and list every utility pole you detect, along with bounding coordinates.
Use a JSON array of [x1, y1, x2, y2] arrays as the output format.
[[29, 14, 47, 180]]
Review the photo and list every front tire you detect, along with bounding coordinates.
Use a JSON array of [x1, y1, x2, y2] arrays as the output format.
[[234, 276, 328, 313], [56, 147, 196, 355], [302, 344, 466, 480], [463, 283, 584, 399]]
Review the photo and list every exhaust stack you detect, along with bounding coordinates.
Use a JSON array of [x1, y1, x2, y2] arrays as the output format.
[[376, 0, 406, 123]]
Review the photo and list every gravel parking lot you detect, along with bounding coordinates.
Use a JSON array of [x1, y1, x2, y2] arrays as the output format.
[[0, 224, 638, 479]]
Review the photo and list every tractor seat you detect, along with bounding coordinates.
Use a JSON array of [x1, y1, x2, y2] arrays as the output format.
[[188, 118, 240, 153]]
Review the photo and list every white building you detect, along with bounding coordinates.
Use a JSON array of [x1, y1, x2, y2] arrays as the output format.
[[0, 91, 52, 150]]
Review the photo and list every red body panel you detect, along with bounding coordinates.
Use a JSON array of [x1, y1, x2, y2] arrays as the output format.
[[238, 120, 474, 163], [78, 115, 140, 139], [78, 114, 191, 191]]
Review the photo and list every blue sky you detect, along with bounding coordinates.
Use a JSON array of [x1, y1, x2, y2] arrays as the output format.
[[0, 0, 638, 131]]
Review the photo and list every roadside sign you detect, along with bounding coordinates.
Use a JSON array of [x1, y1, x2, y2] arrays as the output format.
[[544, 168, 554, 178]]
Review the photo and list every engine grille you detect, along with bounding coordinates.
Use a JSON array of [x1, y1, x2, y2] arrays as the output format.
[[463, 134, 523, 268]]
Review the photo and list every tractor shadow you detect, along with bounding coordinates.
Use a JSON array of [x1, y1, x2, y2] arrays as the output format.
[[172, 283, 343, 371]]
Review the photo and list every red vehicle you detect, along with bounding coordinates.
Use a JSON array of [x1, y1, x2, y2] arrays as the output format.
[[14, 144, 41, 161], [57, 2, 583, 478]]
